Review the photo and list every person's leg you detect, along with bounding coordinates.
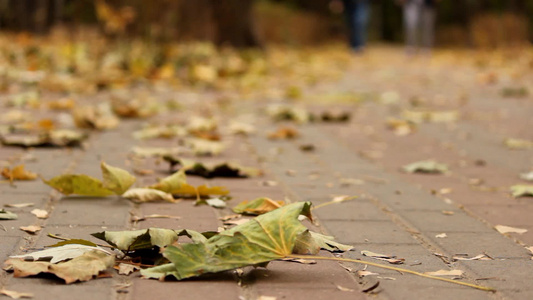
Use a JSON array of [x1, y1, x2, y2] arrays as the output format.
[[404, 2, 419, 54], [343, 0, 358, 50], [421, 5, 435, 52], [353, 0, 369, 51]]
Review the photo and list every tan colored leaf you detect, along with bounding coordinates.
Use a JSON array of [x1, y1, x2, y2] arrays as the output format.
[[336, 285, 355, 292], [0, 288, 34, 299], [6, 251, 114, 284], [452, 254, 492, 261], [425, 269, 464, 277], [520, 171, 533, 181], [357, 270, 379, 277], [30, 209, 49, 219], [361, 250, 405, 264], [435, 233, 447, 238], [495, 225, 528, 234], [20, 225, 41, 234], [122, 188, 176, 203], [10, 244, 111, 263], [117, 263, 140, 275]]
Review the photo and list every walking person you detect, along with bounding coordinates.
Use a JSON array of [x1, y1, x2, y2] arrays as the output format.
[[401, 0, 438, 55], [342, 0, 370, 53]]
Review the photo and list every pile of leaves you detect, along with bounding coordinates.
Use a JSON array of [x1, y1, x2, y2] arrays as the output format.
[[4, 202, 352, 283]]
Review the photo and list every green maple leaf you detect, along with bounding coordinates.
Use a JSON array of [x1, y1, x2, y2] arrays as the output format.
[[142, 202, 312, 280]]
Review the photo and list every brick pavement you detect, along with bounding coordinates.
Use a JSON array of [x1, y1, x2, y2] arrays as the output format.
[[1, 48, 533, 300]]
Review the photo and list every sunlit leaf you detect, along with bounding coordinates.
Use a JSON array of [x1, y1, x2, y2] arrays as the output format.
[[44, 174, 114, 196], [232, 197, 285, 215], [101, 162, 136, 195]]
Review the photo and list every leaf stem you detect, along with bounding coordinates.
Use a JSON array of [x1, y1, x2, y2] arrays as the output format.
[[286, 254, 496, 292]]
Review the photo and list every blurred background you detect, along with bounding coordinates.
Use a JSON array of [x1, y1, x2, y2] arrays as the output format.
[[0, 0, 532, 48]]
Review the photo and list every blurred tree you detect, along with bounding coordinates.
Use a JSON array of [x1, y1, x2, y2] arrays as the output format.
[[211, 0, 262, 48]]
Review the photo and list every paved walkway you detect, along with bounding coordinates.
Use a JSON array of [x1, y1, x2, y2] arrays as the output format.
[[1, 47, 533, 300]]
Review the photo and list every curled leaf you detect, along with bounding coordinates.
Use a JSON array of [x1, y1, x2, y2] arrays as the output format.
[[6, 251, 114, 284], [1, 165, 38, 181], [100, 162, 136, 195], [122, 188, 176, 203]]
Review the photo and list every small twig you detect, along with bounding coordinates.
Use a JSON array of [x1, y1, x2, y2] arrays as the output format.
[[287, 254, 496, 292]]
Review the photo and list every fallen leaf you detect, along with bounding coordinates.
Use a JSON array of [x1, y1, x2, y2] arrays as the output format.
[[122, 188, 176, 203], [402, 160, 448, 174], [228, 121, 255, 135], [510, 185, 533, 198], [357, 270, 379, 277], [336, 285, 354, 292], [44, 174, 114, 197], [205, 198, 227, 208], [92, 228, 206, 251], [223, 218, 250, 226], [520, 171, 533, 181], [163, 157, 262, 178], [4, 203, 34, 208], [402, 109, 459, 123], [100, 162, 136, 195], [257, 296, 277, 300], [504, 138, 533, 150], [267, 104, 311, 123], [47, 97, 75, 110], [232, 197, 285, 215], [6, 251, 114, 284], [149, 170, 187, 193], [308, 232, 353, 252], [141, 202, 313, 280], [131, 214, 180, 222], [0, 289, 34, 299], [386, 119, 416, 135], [129, 146, 183, 158], [267, 126, 299, 140], [1, 165, 38, 181], [425, 269, 464, 277], [495, 225, 528, 234], [30, 209, 49, 219], [185, 138, 225, 156], [0, 209, 18, 220], [72, 104, 119, 130], [441, 210, 455, 215], [435, 233, 447, 238], [361, 250, 405, 264], [452, 254, 492, 261], [10, 244, 111, 263], [116, 263, 140, 275], [20, 225, 41, 234]]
